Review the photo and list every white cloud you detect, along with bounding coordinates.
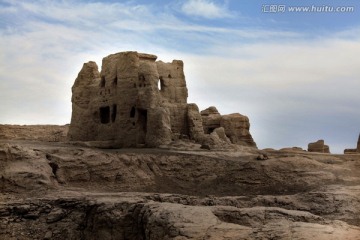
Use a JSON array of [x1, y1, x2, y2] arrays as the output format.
[[181, 0, 233, 19], [201, 37, 360, 88], [177, 31, 360, 153], [0, 0, 359, 153]]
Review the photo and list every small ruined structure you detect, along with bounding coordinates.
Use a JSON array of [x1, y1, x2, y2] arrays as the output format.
[[201, 107, 255, 146], [68, 51, 256, 148], [307, 140, 330, 153], [344, 133, 360, 154]]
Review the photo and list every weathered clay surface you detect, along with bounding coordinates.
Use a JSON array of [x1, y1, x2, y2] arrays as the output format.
[[279, 147, 306, 152], [187, 103, 205, 142], [1, 136, 360, 239], [345, 148, 358, 154], [201, 106, 222, 134], [0, 125, 68, 142], [308, 139, 330, 153], [2, 190, 360, 240], [220, 113, 256, 147], [201, 107, 256, 147], [68, 52, 256, 149]]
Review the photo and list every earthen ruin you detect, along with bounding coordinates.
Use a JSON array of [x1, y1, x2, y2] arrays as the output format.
[[68, 51, 256, 148], [307, 139, 330, 153], [344, 133, 360, 154]]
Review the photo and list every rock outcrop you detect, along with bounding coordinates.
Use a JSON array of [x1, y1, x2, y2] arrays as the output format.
[[2, 192, 360, 240], [344, 148, 358, 154], [308, 140, 330, 153], [68, 51, 256, 148], [221, 113, 256, 147], [200, 106, 222, 134], [187, 103, 205, 142], [201, 107, 257, 147]]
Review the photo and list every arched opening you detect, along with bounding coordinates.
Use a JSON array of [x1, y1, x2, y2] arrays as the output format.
[[99, 106, 110, 124], [158, 77, 165, 91]]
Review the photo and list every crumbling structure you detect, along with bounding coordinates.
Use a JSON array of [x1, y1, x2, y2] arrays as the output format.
[[68, 51, 256, 148], [344, 134, 360, 154], [307, 140, 330, 153]]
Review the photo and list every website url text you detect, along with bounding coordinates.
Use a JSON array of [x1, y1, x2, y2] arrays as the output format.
[[262, 5, 355, 13]]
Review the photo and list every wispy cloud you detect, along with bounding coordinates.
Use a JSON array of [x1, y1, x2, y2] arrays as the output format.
[[0, 0, 359, 153], [180, 0, 233, 19]]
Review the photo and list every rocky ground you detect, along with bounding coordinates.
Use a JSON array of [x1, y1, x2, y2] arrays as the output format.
[[1, 125, 360, 239]]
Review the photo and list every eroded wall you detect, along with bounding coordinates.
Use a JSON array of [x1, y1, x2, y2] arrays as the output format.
[[69, 51, 257, 148], [69, 52, 188, 147]]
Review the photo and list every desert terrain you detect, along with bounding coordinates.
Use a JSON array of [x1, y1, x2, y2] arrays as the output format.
[[1, 124, 360, 240]]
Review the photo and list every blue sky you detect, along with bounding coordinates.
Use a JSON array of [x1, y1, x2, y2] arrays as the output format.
[[1, 0, 359, 153]]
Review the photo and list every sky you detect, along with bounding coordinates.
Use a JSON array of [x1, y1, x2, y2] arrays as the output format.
[[1, 0, 359, 153]]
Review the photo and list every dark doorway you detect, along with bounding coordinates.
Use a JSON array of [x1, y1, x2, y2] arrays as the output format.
[[137, 109, 147, 144], [130, 106, 136, 118], [100, 106, 110, 124]]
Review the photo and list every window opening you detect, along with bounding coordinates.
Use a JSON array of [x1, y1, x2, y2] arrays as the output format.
[[100, 76, 106, 87], [158, 77, 165, 91], [100, 106, 110, 124], [130, 107, 136, 118], [113, 76, 117, 86]]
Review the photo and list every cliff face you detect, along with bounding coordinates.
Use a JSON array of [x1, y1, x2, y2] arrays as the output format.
[[68, 51, 256, 148], [2, 191, 360, 240], [1, 139, 360, 239]]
